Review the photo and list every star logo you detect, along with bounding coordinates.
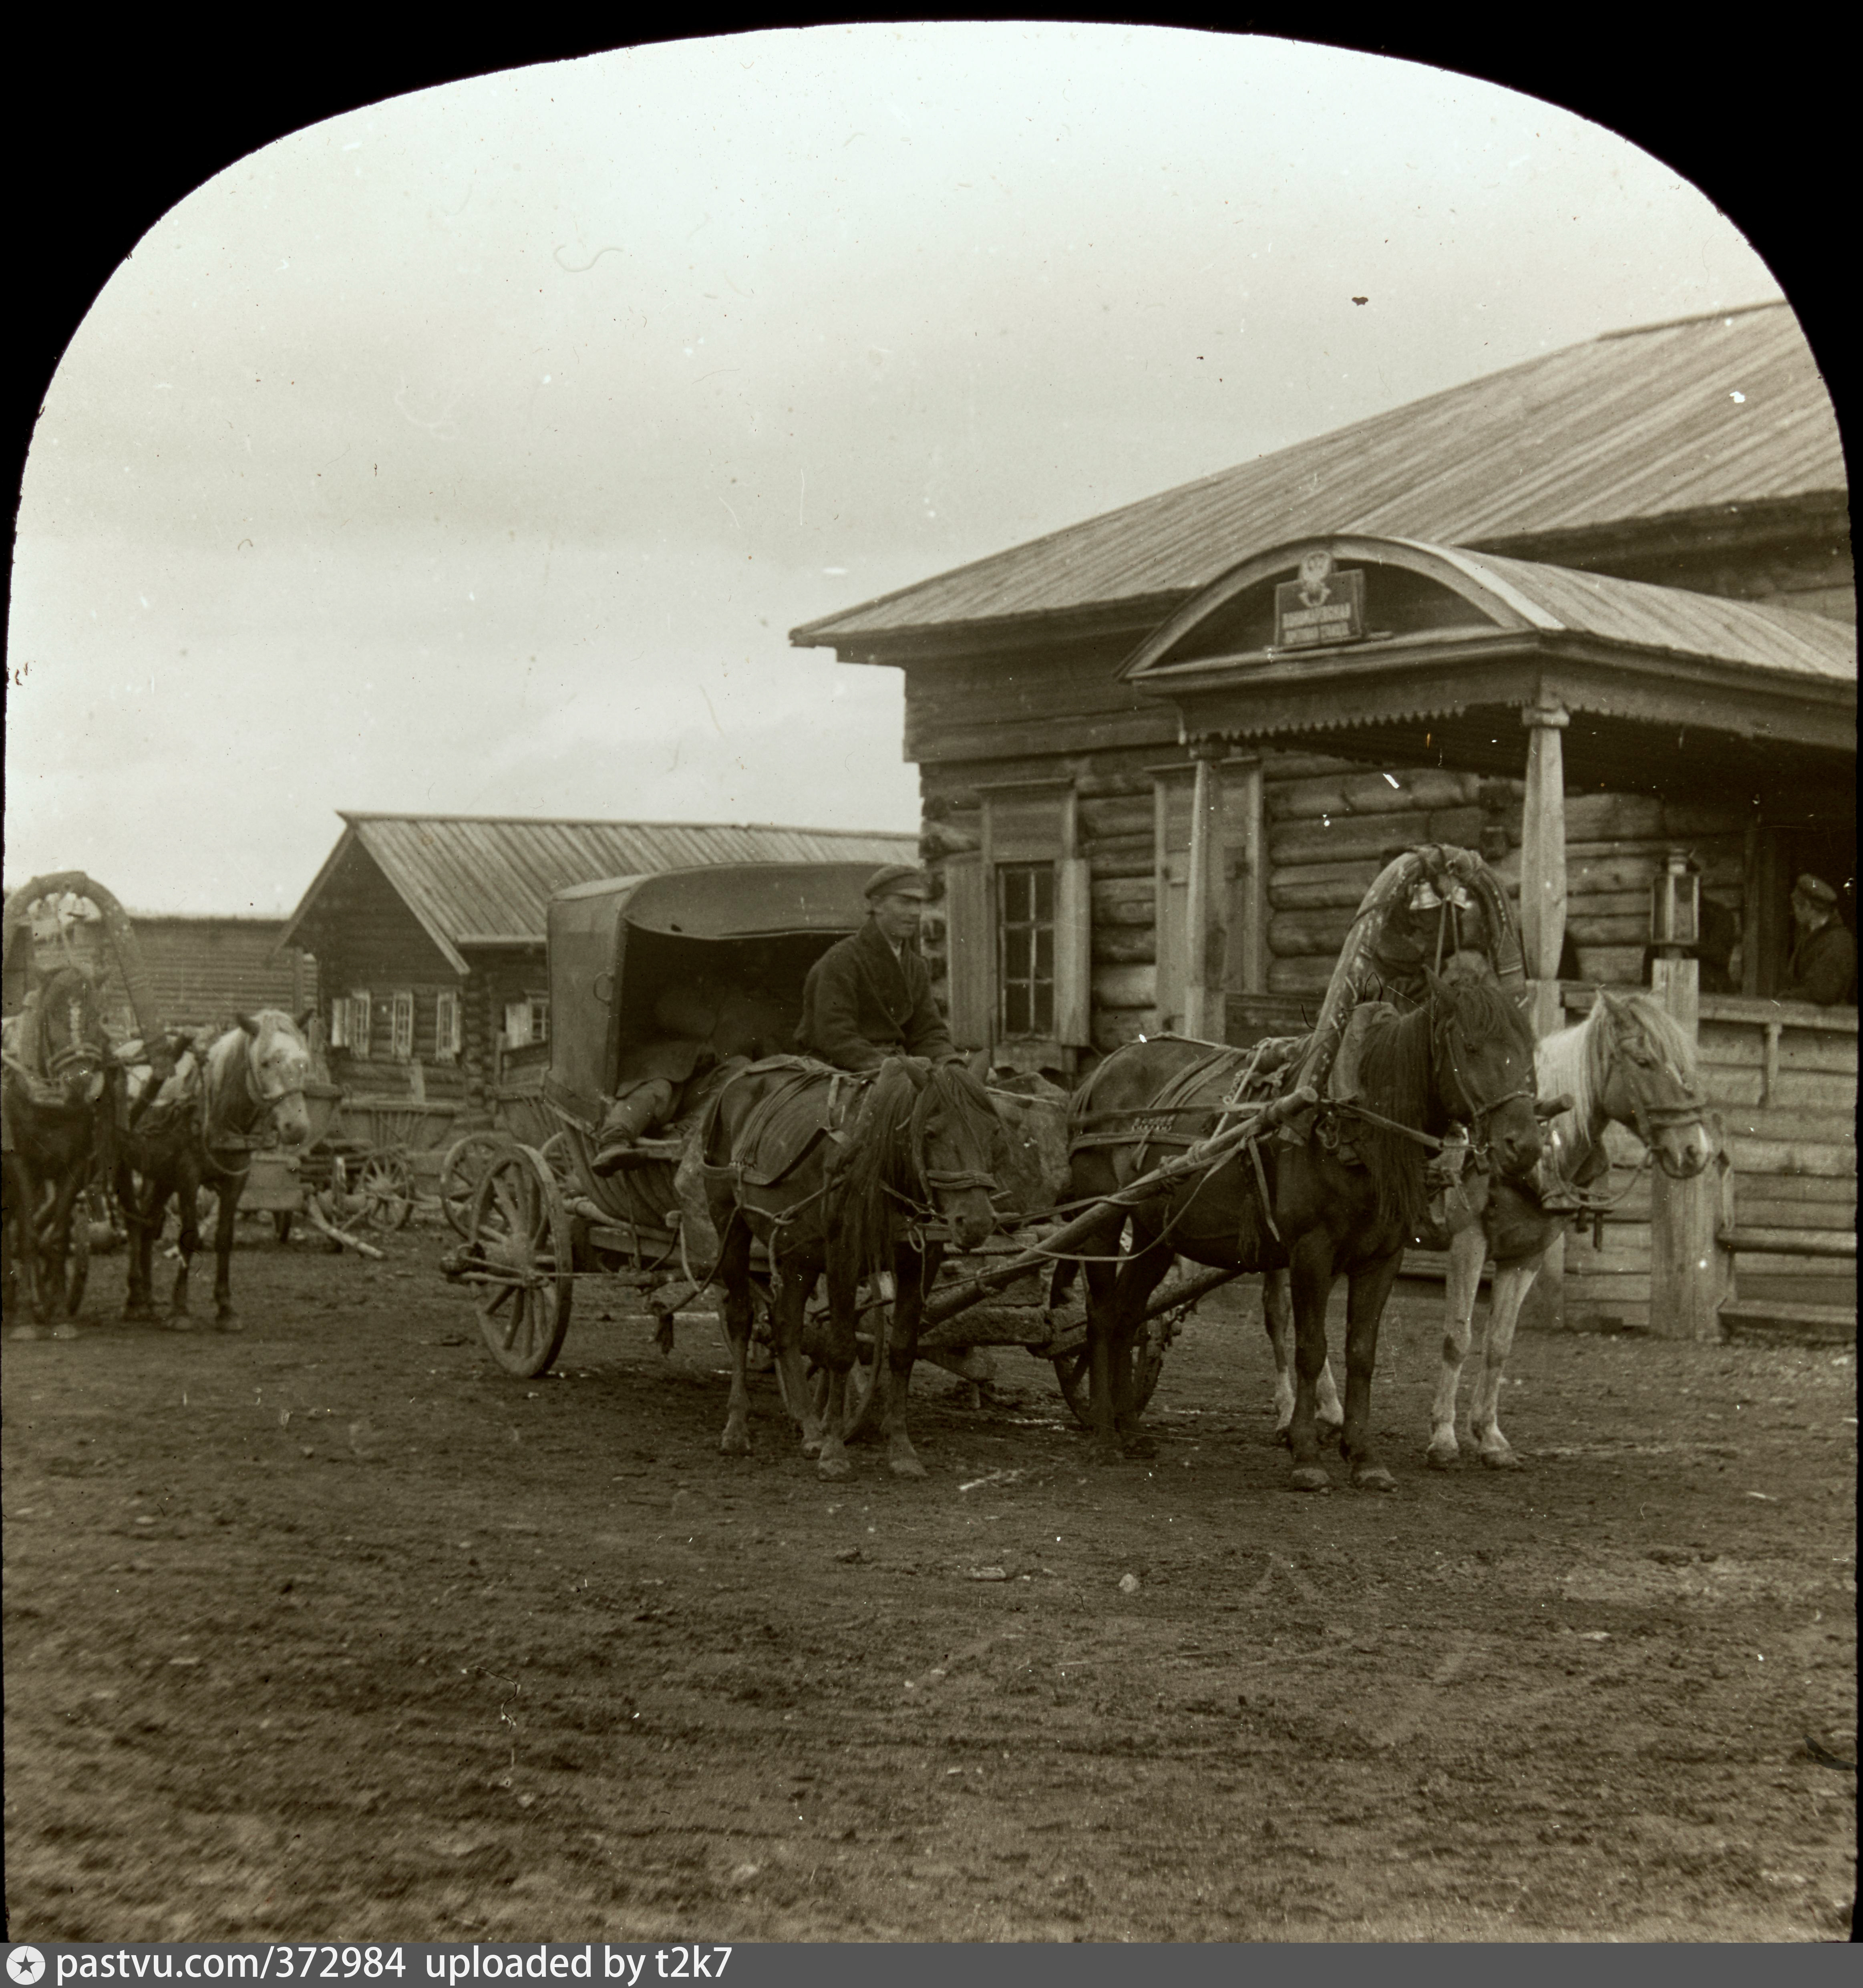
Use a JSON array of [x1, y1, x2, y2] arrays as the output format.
[[8, 1950, 47, 1986]]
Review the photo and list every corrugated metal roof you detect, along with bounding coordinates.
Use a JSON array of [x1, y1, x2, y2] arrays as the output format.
[[794, 302, 1847, 645], [290, 816, 917, 954]]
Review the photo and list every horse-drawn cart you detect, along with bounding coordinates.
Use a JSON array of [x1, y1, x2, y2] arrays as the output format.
[[433, 860, 1310, 1424]]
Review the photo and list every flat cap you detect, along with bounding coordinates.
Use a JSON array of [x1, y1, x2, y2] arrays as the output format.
[[865, 863, 929, 902], [1792, 873, 1839, 906]]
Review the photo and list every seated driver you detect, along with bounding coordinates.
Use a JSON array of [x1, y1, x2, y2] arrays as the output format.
[[794, 865, 966, 1074]]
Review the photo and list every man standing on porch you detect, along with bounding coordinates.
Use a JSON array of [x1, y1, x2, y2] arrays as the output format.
[[1780, 875, 1857, 1007], [795, 866, 962, 1072]]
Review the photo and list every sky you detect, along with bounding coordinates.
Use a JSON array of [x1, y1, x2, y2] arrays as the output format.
[[5, 24, 1787, 916]]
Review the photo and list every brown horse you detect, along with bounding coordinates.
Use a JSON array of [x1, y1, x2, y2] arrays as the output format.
[[1066, 971, 1543, 1490], [117, 1010, 314, 1327], [702, 1057, 1002, 1479], [2, 963, 114, 1330]]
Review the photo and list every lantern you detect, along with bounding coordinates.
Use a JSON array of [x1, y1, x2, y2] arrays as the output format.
[[1649, 848, 1700, 951]]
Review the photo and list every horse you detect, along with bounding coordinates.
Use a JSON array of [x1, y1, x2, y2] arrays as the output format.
[[2, 963, 114, 1331], [1066, 970, 1543, 1490], [702, 1056, 1002, 1480], [1425, 987, 1715, 1468], [1258, 987, 1717, 1467], [117, 1009, 314, 1328]]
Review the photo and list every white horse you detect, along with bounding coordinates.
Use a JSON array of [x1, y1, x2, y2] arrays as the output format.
[[1264, 988, 1715, 1467]]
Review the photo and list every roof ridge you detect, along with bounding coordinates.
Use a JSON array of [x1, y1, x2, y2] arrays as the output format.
[[339, 811, 912, 836], [1593, 297, 1787, 341]]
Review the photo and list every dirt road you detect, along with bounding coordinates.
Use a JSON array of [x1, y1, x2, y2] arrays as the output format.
[[4, 1223, 1855, 1941]]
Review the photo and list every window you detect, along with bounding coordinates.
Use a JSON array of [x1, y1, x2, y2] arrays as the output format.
[[504, 995, 549, 1048], [434, 989, 461, 1063], [997, 863, 1056, 1038], [347, 989, 372, 1059], [389, 991, 415, 1062]]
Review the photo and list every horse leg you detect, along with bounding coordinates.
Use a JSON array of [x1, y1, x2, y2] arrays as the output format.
[[1265, 1267, 1341, 1444], [34, 1177, 79, 1323], [768, 1248, 825, 1458], [881, 1242, 931, 1479], [1340, 1251, 1404, 1491], [1428, 1221, 1487, 1468], [813, 1244, 863, 1481], [1105, 1235, 1175, 1460], [1469, 1255, 1540, 1470], [213, 1175, 241, 1327], [1286, 1236, 1338, 1492], [716, 1220, 756, 1456]]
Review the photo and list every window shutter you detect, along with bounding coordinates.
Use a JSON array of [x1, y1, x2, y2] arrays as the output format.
[[435, 990, 461, 1062], [504, 999, 531, 1047], [943, 854, 992, 1051], [349, 990, 372, 1059], [328, 998, 349, 1050], [1054, 856, 1092, 1047], [391, 991, 415, 1061]]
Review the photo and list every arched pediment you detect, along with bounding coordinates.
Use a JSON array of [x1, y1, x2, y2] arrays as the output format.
[[1121, 536, 1557, 683]]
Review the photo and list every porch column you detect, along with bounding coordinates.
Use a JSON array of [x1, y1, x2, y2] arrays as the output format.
[[1517, 697, 1569, 1329], [1183, 744, 1228, 1041], [1648, 951, 1720, 1339]]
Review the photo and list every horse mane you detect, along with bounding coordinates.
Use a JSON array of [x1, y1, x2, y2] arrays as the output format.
[[1351, 1003, 1433, 1236], [1608, 989, 1700, 1084], [835, 1061, 1002, 1277], [833, 1061, 929, 1279]]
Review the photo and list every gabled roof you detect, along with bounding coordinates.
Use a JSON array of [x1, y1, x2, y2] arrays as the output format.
[[793, 301, 1847, 649], [279, 815, 918, 968]]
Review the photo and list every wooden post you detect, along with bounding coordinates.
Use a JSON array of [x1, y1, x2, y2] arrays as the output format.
[[1648, 951, 1719, 1339], [1516, 697, 1569, 1331], [1183, 746, 1227, 1041], [1225, 757, 1267, 1003]]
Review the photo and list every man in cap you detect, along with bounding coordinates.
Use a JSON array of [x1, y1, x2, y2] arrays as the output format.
[[794, 864, 963, 1072], [1779, 874, 1856, 1007]]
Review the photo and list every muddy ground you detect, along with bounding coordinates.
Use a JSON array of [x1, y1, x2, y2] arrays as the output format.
[[4, 1216, 1855, 1943]]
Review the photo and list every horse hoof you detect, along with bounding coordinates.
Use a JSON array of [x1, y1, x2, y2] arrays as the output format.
[[1479, 1449, 1525, 1472], [801, 1437, 824, 1460], [1122, 1436, 1159, 1460], [216, 1317, 245, 1334], [1288, 1465, 1331, 1493], [1354, 1466, 1397, 1493], [888, 1454, 927, 1480], [11, 1325, 42, 1342], [720, 1436, 751, 1457], [167, 1317, 197, 1333], [52, 1324, 79, 1341], [817, 1454, 852, 1482], [1425, 1445, 1459, 1471]]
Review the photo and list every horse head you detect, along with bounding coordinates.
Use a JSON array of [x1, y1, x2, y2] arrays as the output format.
[[1594, 991, 1715, 1179], [232, 1009, 314, 1148], [25, 965, 108, 1110], [912, 1061, 1003, 1253], [1423, 968, 1542, 1182]]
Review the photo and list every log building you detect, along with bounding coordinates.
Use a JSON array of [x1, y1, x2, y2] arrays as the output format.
[[793, 301, 1855, 1334]]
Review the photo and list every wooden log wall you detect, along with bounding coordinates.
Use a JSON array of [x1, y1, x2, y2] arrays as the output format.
[[1552, 997, 1857, 1331]]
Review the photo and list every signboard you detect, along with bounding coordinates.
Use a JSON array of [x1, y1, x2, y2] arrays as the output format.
[[1273, 550, 1366, 649]]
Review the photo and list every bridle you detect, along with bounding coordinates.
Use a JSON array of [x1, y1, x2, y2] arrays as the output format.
[[1434, 1009, 1535, 1149], [1597, 1005, 1709, 1157]]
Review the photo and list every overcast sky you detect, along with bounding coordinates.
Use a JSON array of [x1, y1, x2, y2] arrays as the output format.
[[6, 24, 1785, 916]]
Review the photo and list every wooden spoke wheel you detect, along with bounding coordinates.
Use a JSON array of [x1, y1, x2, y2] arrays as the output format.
[[439, 1131, 507, 1239], [358, 1151, 415, 1231], [469, 1143, 574, 1378], [539, 1129, 577, 1194], [1054, 1312, 1168, 1430]]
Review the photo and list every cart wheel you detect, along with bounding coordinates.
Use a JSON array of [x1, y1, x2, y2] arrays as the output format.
[[469, 1143, 573, 1377], [359, 1152, 415, 1231], [801, 1291, 889, 1444], [439, 1131, 506, 1240], [540, 1129, 577, 1194], [1054, 1313, 1167, 1429]]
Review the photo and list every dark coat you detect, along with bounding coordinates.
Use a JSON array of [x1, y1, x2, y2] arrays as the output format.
[[1782, 919, 1857, 1007], [795, 918, 958, 1072]]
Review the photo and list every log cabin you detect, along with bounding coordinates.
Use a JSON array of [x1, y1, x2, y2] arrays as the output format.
[[277, 814, 917, 1134], [792, 300, 1856, 1339]]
